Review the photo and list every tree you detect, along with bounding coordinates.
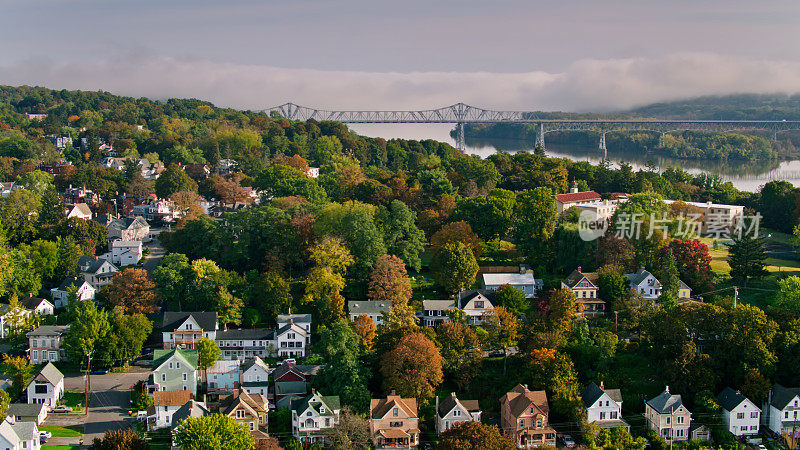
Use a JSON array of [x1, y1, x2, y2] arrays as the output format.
[[546, 288, 577, 335], [314, 321, 371, 412], [169, 190, 205, 219], [0, 390, 8, 421], [174, 413, 254, 450], [483, 306, 519, 374], [590, 427, 646, 450], [436, 321, 482, 389], [380, 332, 443, 402], [63, 300, 110, 410], [495, 284, 528, 316], [431, 242, 478, 293], [152, 253, 192, 310], [368, 255, 412, 305], [727, 233, 768, 286], [309, 236, 353, 275], [2, 296, 36, 338], [155, 164, 198, 199], [89, 429, 149, 450], [17, 170, 53, 195], [436, 421, 515, 450], [98, 313, 153, 367], [0, 189, 41, 245], [656, 252, 680, 307], [314, 202, 386, 279], [1, 354, 33, 398], [663, 239, 713, 293], [216, 289, 244, 330], [103, 268, 159, 314], [197, 337, 221, 381], [513, 187, 557, 260], [303, 267, 346, 326], [777, 276, 800, 315], [430, 221, 483, 257], [248, 271, 292, 327], [596, 265, 629, 311], [596, 234, 636, 270], [18, 239, 59, 283], [351, 314, 376, 351], [378, 200, 426, 271], [453, 191, 516, 240], [325, 407, 371, 450]]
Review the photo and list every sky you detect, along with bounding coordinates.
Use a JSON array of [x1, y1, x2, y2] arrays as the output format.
[[2, 0, 800, 112]]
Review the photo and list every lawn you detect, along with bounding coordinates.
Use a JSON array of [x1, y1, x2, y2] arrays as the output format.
[[39, 425, 83, 437], [61, 391, 87, 411], [42, 446, 79, 450]]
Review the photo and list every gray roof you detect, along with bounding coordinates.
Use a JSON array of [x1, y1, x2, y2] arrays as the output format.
[[437, 393, 479, 418], [625, 268, 661, 288], [647, 389, 687, 414], [457, 290, 495, 309], [277, 313, 312, 324], [9, 421, 37, 441], [482, 272, 535, 286], [19, 296, 52, 310], [26, 325, 69, 337], [36, 362, 64, 386], [55, 277, 89, 292], [717, 387, 750, 412], [582, 382, 622, 408], [347, 300, 391, 316], [108, 216, 149, 231], [241, 357, 270, 374], [7, 402, 45, 418], [78, 256, 117, 274], [171, 400, 209, 424], [770, 384, 800, 410], [162, 311, 218, 331], [679, 280, 691, 290], [423, 300, 455, 311], [275, 381, 307, 396], [216, 328, 273, 340]]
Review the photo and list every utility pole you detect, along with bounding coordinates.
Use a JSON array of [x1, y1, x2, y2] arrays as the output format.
[[614, 311, 619, 333], [733, 286, 738, 308], [84, 351, 92, 416]]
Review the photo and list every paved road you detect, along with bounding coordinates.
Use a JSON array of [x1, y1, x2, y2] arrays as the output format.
[[62, 367, 151, 444], [142, 230, 166, 274]]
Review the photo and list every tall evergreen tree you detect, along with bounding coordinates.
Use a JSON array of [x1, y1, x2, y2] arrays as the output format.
[[727, 234, 768, 286]]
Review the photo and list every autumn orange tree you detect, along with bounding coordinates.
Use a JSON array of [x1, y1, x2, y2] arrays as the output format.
[[103, 268, 159, 314], [436, 421, 515, 450], [483, 306, 519, 375], [430, 220, 483, 257], [436, 321, 482, 389], [380, 332, 442, 402], [369, 254, 416, 330], [351, 314, 376, 350]]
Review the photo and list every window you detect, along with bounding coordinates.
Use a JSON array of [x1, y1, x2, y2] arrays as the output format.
[[50, 339, 55, 347], [536, 420, 542, 428], [741, 426, 748, 431], [519, 419, 524, 427], [183, 373, 187, 381], [393, 408, 398, 417], [237, 410, 245, 419], [751, 412, 759, 419], [325, 418, 330, 427], [474, 301, 484, 309], [32, 340, 37, 348], [32, 350, 37, 360], [786, 412, 790, 419], [675, 429, 684, 438], [666, 417, 671, 425], [600, 412, 606, 420], [249, 422, 254, 431], [530, 407, 535, 414], [677, 416, 684, 424], [34, 384, 48, 394], [183, 385, 187, 390], [750, 426, 758, 430], [610, 411, 618, 419], [176, 362, 180, 369], [161, 374, 166, 381], [737, 413, 745, 419], [453, 410, 461, 417], [390, 421, 403, 427], [169, 362, 173, 369]]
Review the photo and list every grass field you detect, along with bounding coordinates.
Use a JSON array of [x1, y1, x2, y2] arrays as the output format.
[[40, 425, 83, 437], [42, 446, 79, 450], [62, 391, 87, 411]]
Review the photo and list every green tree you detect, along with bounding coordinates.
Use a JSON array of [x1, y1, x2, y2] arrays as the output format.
[[154, 164, 198, 199], [0, 189, 41, 244], [436, 321, 482, 389], [656, 252, 680, 307], [377, 200, 426, 271], [0, 389, 9, 421], [1, 354, 33, 398], [63, 300, 110, 410], [197, 337, 221, 381], [495, 284, 528, 316], [453, 190, 516, 240], [314, 202, 386, 279], [483, 306, 519, 374], [727, 234, 768, 286], [152, 253, 192, 310], [590, 427, 646, 450], [17, 170, 54, 195], [303, 267, 346, 326], [89, 428, 149, 450], [247, 270, 292, 328], [314, 321, 371, 412], [436, 421, 515, 450], [514, 187, 557, 261], [596, 265, 629, 311], [777, 275, 800, 314], [174, 413, 254, 450], [432, 242, 478, 293], [98, 312, 153, 367]]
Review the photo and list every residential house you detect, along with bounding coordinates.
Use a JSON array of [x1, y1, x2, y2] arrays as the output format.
[[274, 363, 323, 408], [26, 362, 64, 407], [717, 387, 760, 437], [170, 400, 209, 427], [25, 113, 47, 120], [421, 300, 455, 327], [678, 281, 692, 300], [77, 256, 118, 289], [0, 417, 40, 450], [133, 199, 180, 222], [217, 328, 273, 361], [0, 297, 54, 339], [277, 313, 312, 336], [19, 296, 54, 316], [151, 347, 198, 395], [275, 321, 309, 359], [562, 268, 606, 318], [161, 311, 219, 349], [764, 384, 800, 435], [645, 387, 692, 442], [555, 183, 602, 214], [101, 157, 127, 170], [50, 277, 95, 308], [241, 357, 271, 398], [65, 203, 92, 220], [348, 301, 391, 327], [305, 167, 320, 178], [27, 325, 69, 364], [110, 240, 142, 267], [370, 392, 420, 448], [139, 159, 166, 180], [481, 270, 538, 298], [435, 392, 480, 435], [500, 384, 556, 448], [62, 185, 100, 206], [582, 382, 629, 430], [457, 290, 495, 325], [7, 403, 47, 425], [0, 182, 18, 199], [148, 390, 193, 430], [291, 390, 340, 444], [625, 268, 662, 300], [107, 216, 150, 241], [220, 389, 270, 432], [206, 360, 240, 394]]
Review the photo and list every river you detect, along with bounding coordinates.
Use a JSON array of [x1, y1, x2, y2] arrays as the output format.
[[348, 123, 800, 192]]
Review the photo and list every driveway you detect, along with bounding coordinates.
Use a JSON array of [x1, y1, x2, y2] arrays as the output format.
[[142, 230, 166, 274], [62, 367, 152, 444]]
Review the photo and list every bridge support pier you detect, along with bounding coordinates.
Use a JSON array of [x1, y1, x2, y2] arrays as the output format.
[[536, 124, 546, 149], [599, 131, 607, 159], [456, 122, 466, 151]]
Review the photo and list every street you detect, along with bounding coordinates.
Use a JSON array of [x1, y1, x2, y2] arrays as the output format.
[[142, 229, 166, 274], [51, 367, 152, 445]]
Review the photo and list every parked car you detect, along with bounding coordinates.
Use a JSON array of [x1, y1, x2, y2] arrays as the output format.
[[51, 405, 73, 413], [282, 358, 297, 365], [91, 369, 109, 375], [559, 434, 575, 448], [39, 431, 52, 439]]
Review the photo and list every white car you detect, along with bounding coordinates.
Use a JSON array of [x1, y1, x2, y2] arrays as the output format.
[[282, 358, 297, 365], [39, 431, 52, 439], [51, 405, 73, 413]]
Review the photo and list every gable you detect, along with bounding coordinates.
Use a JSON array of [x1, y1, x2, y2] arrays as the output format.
[[275, 371, 304, 383], [178, 316, 202, 331], [588, 393, 617, 409], [380, 402, 413, 420]]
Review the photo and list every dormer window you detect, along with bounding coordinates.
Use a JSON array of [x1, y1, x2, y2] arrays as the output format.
[[393, 408, 398, 417], [453, 410, 461, 417], [320, 406, 325, 413]]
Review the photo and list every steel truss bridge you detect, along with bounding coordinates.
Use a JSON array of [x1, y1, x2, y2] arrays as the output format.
[[262, 103, 800, 152]]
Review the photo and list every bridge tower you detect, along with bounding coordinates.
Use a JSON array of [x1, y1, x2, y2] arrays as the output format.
[[599, 131, 607, 158], [456, 122, 466, 151], [536, 123, 546, 149]]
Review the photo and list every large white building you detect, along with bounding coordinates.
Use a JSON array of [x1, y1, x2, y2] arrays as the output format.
[[717, 387, 760, 437], [26, 363, 64, 408], [582, 382, 629, 430], [764, 384, 800, 436]]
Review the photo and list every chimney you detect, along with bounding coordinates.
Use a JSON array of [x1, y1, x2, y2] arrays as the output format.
[[390, 390, 396, 396], [665, 385, 669, 394], [600, 381, 604, 390], [577, 266, 582, 273]]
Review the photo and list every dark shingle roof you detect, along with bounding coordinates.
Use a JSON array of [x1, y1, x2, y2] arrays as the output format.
[[7, 402, 45, 417], [20, 296, 50, 310], [563, 269, 599, 289], [347, 301, 392, 316], [717, 387, 748, 412], [582, 382, 622, 408], [437, 393, 478, 418], [770, 384, 800, 410], [56, 277, 88, 291], [647, 389, 686, 414], [162, 311, 218, 331], [457, 290, 495, 309], [172, 400, 209, 423], [27, 325, 69, 337]]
